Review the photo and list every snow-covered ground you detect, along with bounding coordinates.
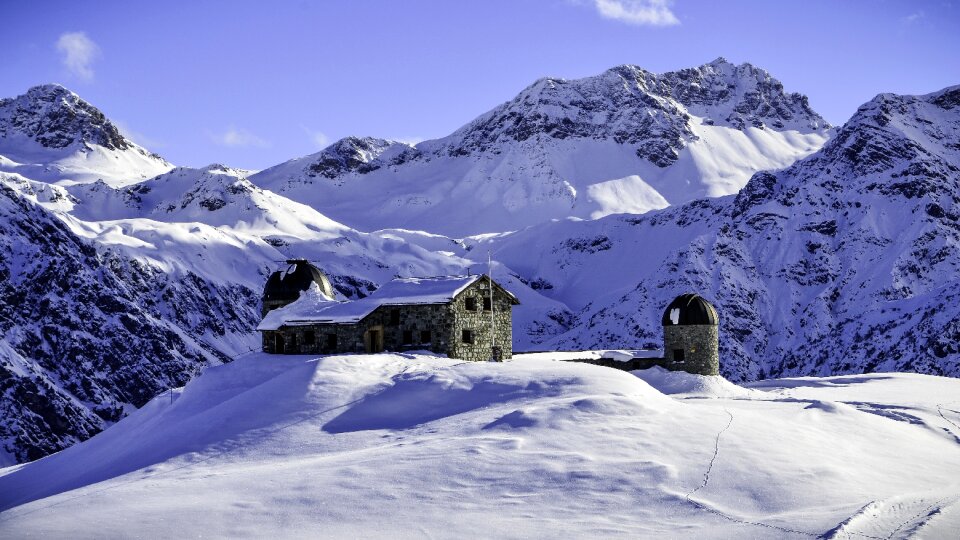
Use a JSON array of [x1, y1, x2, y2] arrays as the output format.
[[2, 353, 958, 538]]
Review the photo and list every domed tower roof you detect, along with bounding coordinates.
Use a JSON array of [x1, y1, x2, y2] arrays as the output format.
[[662, 293, 718, 326], [263, 259, 335, 303]]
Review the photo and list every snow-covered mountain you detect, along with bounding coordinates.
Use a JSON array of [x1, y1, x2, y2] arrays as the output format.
[[0, 70, 956, 467], [2, 353, 959, 538], [251, 59, 831, 236], [481, 85, 960, 381], [0, 84, 172, 186]]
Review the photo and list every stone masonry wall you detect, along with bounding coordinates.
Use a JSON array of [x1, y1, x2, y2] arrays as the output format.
[[448, 277, 514, 361], [363, 303, 453, 354], [262, 304, 455, 355], [663, 325, 719, 376]]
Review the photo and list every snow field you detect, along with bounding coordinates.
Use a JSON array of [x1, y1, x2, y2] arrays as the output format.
[[2, 354, 958, 538]]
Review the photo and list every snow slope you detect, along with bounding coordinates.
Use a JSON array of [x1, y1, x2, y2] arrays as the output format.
[[1, 353, 958, 538], [251, 59, 830, 236], [0, 85, 173, 186]]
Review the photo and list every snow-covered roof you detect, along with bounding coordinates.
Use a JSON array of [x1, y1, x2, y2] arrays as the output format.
[[258, 275, 492, 330]]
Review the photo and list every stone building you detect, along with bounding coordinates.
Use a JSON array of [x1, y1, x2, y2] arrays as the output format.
[[661, 293, 719, 376], [257, 261, 519, 361]]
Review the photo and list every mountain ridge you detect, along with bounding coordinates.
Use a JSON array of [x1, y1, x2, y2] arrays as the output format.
[[250, 58, 831, 236]]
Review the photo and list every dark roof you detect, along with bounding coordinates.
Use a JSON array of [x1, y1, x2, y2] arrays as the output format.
[[263, 260, 335, 302], [661, 293, 718, 326]]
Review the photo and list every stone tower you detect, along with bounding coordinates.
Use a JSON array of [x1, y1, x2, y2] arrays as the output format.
[[261, 259, 335, 316], [661, 293, 719, 376]]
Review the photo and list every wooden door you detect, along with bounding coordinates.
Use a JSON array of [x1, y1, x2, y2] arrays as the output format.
[[365, 327, 384, 353]]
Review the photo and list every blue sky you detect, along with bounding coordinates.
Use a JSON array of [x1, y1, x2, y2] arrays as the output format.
[[2, 0, 958, 170]]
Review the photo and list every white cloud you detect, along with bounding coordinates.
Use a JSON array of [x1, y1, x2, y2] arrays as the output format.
[[300, 126, 333, 149], [593, 0, 680, 26], [213, 127, 270, 148], [902, 11, 925, 24], [56, 32, 100, 81]]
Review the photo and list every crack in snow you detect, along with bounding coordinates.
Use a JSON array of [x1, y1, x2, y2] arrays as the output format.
[[682, 407, 821, 537]]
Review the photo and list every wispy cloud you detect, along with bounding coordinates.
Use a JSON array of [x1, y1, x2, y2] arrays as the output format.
[[212, 126, 270, 148], [300, 126, 331, 149], [593, 0, 680, 26], [902, 11, 925, 24], [56, 32, 100, 81]]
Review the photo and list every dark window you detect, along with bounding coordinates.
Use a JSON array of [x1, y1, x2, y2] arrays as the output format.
[[303, 330, 315, 345], [674, 349, 685, 361], [465, 297, 477, 311], [420, 330, 432, 344], [390, 309, 400, 325], [483, 297, 492, 311], [462, 329, 474, 344], [402, 330, 413, 345], [327, 333, 338, 349]]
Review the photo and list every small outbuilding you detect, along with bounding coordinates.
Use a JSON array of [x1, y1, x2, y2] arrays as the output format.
[[661, 293, 720, 376], [258, 261, 519, 361]]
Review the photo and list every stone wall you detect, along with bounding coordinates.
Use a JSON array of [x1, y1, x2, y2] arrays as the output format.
[[262, 323, 365, 355], [663, 324, 719, 375], [448, 277, 514, 361], [363, 303, 453, 354]]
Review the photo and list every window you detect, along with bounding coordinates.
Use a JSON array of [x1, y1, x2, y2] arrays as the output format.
[[327, 333, 338, 349], [390, 309, 400, 325], [303, 330, 316, 345], [673, 349, 685, 361], [483, 297, 492, 311], [420, 330, 432, 344], [465, 297, 477, 311], [402, 330, 413, 345], [462, 329, 474, 344]]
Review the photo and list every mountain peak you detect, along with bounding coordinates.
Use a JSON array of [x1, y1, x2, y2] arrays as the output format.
[[0, 84, 132, 152], [23, 83, 74, 99]]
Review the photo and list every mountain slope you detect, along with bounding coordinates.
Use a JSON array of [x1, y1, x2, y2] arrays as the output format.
[[0, 179, 264, 464], [482, 85, 960, 381], [0, 85, 172, 186], [251, 59, 830, 236]]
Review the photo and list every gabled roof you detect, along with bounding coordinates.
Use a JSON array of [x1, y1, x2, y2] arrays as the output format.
[[258, 274, 515, 330]]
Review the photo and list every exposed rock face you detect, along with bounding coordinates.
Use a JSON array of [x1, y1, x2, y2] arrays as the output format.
[[0, 84, 132, 151], [306, 137, 419, 179], [438, 58, 828, 166]]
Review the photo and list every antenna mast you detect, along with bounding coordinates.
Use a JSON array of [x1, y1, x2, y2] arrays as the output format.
[[489, 250, 498, 361]]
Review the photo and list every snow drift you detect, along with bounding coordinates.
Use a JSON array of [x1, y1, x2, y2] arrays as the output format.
[[1, 353, 958, 538]]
